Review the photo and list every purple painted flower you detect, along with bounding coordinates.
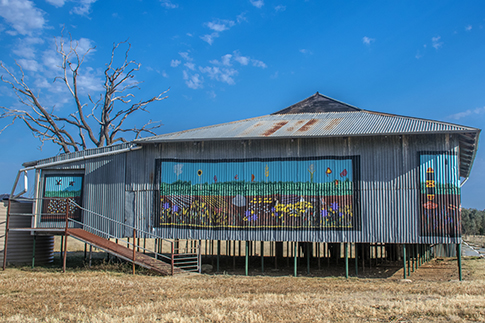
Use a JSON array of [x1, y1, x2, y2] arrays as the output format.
[[245, 209, 251, 217], [163, 202, 170, 210], [330, 202, 339, 210], [172, 205, 179, 213], [321, 209, 328, 217]]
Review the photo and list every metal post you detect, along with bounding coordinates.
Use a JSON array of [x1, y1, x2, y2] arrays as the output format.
[[317, 242, 321, 270], [355, 243, 358, 276], [89, 245, 92, 267], [132, 228, 136, 275], [260, 241, 264, 274], [62, 199, 69, 273], [294, 242, 298, 277], [411, 244, 415, 272], [2, 199, 12, 271], [171, 242, 174, 276], [457, 243, 462, 281], [306, 242, 310, 275], [403, 244, 407, 279], [233, 240, 236, 270], [345, 243, 349, 279], [31, 235, 36, 269], [245, 241, 249, 276], [217, 240, 220, 273]]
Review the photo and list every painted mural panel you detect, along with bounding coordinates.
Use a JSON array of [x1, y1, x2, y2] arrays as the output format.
[[419, 153, 461, 237], [157, 157, 360, 230], [41, 175, 83, 222]]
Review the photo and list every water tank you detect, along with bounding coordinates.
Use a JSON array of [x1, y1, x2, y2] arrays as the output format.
[[0, 198, 54, 266]]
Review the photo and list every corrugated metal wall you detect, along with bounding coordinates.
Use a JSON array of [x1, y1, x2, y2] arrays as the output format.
[[34, 133, 462, 244]]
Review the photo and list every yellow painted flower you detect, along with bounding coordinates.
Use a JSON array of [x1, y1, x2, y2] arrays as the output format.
[[197, 169, 203, 176]]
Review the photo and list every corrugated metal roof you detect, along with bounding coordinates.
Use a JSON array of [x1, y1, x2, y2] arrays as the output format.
[[136, 93, 480, 178], [136, 110, 478, 143]]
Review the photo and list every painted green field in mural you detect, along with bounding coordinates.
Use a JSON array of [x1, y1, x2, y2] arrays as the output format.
[[44, 190, 82, 198], [160, 180, 352, 196], [419, 183, 460, 195]]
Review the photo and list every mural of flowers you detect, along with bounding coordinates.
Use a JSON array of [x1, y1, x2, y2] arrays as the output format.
[[308, 164, 315, 182]]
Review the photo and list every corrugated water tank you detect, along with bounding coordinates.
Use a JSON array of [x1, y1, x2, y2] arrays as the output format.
[[0, 198, 54, 265]]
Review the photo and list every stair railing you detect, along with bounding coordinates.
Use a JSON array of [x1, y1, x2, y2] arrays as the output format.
[[66, 199, 180, 274]]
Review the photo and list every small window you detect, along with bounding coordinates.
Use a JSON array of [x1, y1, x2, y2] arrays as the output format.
[[41, 174, 84, 223]]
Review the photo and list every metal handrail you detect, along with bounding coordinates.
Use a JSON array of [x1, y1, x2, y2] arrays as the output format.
[[69, 200, 173, 244], [68, 218, 172, 262]]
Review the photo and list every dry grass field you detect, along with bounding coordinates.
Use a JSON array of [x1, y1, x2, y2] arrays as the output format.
[[0, 253, 484, 322]]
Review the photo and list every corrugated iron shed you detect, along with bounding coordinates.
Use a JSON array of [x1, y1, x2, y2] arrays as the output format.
[[136, 93, 480, 178]]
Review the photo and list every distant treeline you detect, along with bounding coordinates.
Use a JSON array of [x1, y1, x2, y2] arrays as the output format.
[[462, 208, 485, 235]]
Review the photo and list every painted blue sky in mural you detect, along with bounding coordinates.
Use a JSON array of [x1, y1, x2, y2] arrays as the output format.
[[161, 158, 353, 184], [420, 154, 459, 186], [45, 176, 83, 193]]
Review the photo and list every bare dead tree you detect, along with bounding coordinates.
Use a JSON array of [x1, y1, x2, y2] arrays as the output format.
[[0, 35, 168, 153]]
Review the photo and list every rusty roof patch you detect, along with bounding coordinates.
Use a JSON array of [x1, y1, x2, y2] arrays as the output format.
[[262, 121, 288, 136], [298, 119, 318, 132], [324, 118, 343, 130]]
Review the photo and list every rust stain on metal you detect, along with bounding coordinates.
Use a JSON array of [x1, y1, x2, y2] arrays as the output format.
[[262, 121, 288, 136], [297, 119, 318, 132], [286, 120, 305, 132], [324, 118, 343, 130]]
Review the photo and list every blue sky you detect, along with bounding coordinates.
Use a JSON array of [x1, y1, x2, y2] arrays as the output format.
[[0, 0, 483, 209], [161, 158, 353, 184]]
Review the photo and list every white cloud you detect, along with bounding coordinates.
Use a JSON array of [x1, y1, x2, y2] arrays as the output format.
[[183, 70, 203, 89], [465, 25, 472, 31], [200, 32, 219, 45], [70, 0, 97, 16], [251, 59, 267, 68], [431, 36, 443, 49], [74, 38, 95, 55], [160, 0, 178, 9], [184, 62, 195, 70], [162, 70, 168, 78], [233, 52, 249, 65], [448, 107, 485, 120], [46, 0, 65, 7], [211, 54, 233, 66], [12, 37, 44, 59], [170, 59, 181, 67], [179, 51, 193, 61], [207, 90, 216, 99], [275, 5, 286, 12], [362, 36, 375, 45], [0, 0, 45, 35], [199, 66, 237, 85], [299, 49, 313, 55], [17, 58, 41, 71], [186, 33, 193, 37], [250, 0, 264, 8], [236, 12, 247, 23], [207, 19, 235, 32]]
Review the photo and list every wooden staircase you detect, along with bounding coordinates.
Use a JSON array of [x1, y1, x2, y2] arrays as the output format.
[[67, 228, 182, 275]]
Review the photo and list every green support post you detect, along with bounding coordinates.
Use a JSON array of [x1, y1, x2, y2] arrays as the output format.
[[411, 244, 415, 272], [457, 243, 462, 281], [245, 241, 249, 276], [217, 240, 220, 273], [403, 244, 407, 279], [32, 235, 36, 269], [261, 241, 264, 274], [345, 243, 349, 279], [294, 242, 298, 277], [355, 243, 358, 276], [307, 242, 310, 275]]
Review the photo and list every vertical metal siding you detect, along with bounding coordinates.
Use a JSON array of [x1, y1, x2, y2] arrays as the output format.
[[33, 134, 462, 245]]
